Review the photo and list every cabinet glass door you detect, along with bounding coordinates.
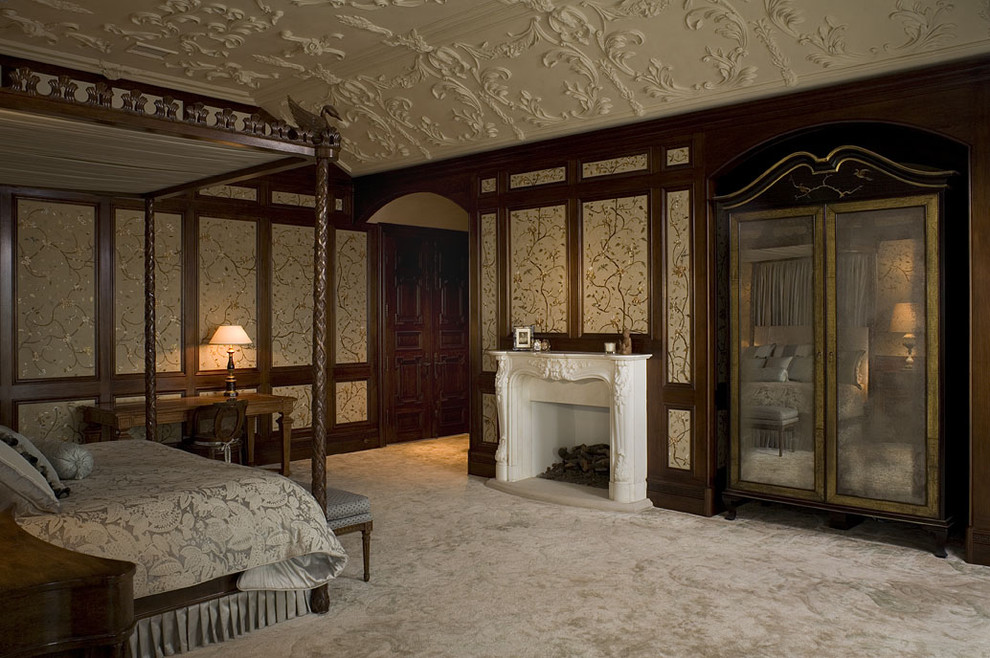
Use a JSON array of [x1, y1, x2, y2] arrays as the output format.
[[827, 196, 939, 516], [730, 207, 824, 498]]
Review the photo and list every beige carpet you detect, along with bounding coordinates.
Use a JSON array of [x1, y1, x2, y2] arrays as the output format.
[[190, 436, 990, 657]]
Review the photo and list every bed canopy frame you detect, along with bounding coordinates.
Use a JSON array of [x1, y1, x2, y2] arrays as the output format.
[[0, 55, 339, 604]]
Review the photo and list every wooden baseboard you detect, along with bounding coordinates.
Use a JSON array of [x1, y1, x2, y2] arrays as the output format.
[[966, 527, 990, 565], [648, 480, 715, 516], [468, 451, 495, 478]]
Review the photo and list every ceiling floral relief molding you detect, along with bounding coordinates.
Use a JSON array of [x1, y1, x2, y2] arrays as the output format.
[[0, 0, 988, 173]]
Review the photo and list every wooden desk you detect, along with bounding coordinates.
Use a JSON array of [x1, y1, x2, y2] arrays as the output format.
[[81, 393, 295, 476]]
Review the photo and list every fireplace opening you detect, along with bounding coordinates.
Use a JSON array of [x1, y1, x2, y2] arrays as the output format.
[[539, 443, 610, 489]]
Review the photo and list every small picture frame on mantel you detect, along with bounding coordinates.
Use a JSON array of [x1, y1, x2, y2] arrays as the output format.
[[512, 326, 533, 350]]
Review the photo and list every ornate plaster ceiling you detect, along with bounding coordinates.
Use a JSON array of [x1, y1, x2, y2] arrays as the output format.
[[1, 0, 989, 176]]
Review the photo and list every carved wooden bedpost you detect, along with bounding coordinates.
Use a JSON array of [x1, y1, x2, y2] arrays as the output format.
[[309, 117, 340, 615], [144, 196, 157, 443]]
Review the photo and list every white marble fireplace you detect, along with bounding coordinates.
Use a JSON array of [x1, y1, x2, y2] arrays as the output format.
[[490, 351, 651, 508]]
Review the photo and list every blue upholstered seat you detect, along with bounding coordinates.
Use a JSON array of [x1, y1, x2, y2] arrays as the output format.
[[325, 487, 372, 582]]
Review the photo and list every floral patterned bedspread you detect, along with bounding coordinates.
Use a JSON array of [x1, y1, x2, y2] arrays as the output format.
[[16, 440, 346, 598]]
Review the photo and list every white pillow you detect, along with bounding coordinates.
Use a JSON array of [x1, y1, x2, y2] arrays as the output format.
[[0, 426, 70, 499], [37, 439, 94, 480], [0, 439, 60, 516]]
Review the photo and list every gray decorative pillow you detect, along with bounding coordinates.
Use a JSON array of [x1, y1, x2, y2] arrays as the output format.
[[37, 439, 94, 480], [0, 439, 60, 515], [788, 356, 814, 382], [0, 426, 70, 499], [742, 344, 775, 360], [765, 356, 794, 372], [753, 366, 789, 382], [741, 358, 766, 380]]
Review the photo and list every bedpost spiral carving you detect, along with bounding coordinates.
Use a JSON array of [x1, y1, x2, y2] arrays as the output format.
[[144, 197, 157, 443], [295, 96, 341, 520], [312, 154, 330, 517]]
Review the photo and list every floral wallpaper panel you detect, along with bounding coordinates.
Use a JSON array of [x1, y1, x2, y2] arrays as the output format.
[[17, 399, 94, 443], [668, 408, 692, 470], [510, 204, 568, 333], [666, 189, 693, 384], [335, 229, 368, 364], [582, 154, 648, 178], [336, 380, 368, 425], [272, 384, 313, 431], [582, 195, 649, 334], [16, 199, 96, 379], [272, 223, 314, 368], [114, 209, 183, 374], [481, 212, 499, 372], [509, 166, 567, 190], [666, 147, 691, 167], [198, 184, 257, 201], [482, 393, 498, 444], [198, 216, 257, 371], [272, 191, 316, 208], [480, 177, 497, 194]]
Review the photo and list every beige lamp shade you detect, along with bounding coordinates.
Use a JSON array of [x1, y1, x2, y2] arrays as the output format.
[[889, 303, 921, 336], [209, 325, 252, 345]]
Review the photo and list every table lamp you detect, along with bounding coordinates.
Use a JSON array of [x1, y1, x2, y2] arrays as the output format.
[[209, 325, 252, 397], [889, 302, 920, 366]]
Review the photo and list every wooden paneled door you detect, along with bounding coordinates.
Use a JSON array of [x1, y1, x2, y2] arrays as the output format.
[[382, 225, 469, 443]]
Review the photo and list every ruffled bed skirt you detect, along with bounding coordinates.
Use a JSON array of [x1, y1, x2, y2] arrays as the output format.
[[129, 589, 312, 657]]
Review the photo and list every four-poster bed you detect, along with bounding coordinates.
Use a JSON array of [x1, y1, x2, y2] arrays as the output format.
[[0, 56, 346, 654]]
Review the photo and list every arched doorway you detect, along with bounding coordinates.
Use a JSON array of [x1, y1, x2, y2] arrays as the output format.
[[367, 193, 470, 444]]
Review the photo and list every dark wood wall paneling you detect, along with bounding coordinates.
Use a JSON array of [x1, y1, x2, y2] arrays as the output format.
[[354, 55, 990, 564], [0, 164, 371, 466]]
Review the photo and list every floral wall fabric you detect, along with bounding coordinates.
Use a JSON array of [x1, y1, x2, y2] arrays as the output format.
[[335, 229, 368, 364], [114, 209, 183, 374], [582, 154, 648, 178], [272, 191, 316, 208], [198, 217, 257, 371], [510, 167, 566, 190], [16, 399, 92, 443], [667, 408, 692, 470], [272, 223, 314, 368], [198, 184, 257, 201], [273, 384, 313, 431], [510, 204, 568, 333], [666, 189, 693, 384], [16, 199, 96, 380], [480, 212, 499, 371], [582, 195, 649, 334], [336, 381, 368, 424]]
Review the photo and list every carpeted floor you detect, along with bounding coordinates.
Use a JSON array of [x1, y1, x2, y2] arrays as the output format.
[[190, 435, 990, 657]]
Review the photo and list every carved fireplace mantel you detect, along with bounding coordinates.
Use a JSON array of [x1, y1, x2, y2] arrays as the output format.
[[490, 351, 652, 508]]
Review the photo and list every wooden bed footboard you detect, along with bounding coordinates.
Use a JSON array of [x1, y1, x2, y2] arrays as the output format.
[[0, 506, 135, 657]]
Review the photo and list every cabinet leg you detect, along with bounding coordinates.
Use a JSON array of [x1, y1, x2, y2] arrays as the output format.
[[828, 512, 864, 530], [929, 528, 948, 558], [722, 494, 747, 520]]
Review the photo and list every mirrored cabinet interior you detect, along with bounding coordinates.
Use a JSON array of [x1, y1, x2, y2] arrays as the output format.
[[716, 141, 965, 556]]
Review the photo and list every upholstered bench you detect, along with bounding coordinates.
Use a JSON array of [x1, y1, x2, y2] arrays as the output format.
[[325, 488, 373, 582], [744, 405, 799, 456]]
